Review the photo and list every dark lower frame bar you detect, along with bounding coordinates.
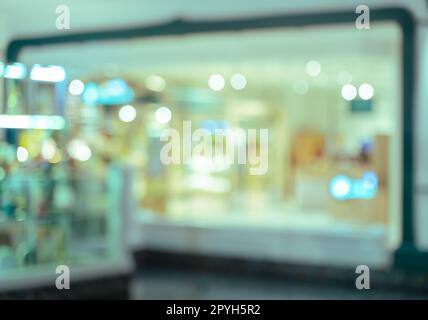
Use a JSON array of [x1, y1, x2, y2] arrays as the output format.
[[395, 242, 428, 270], [134, 249, 428, 294], [0, 273, 131, 299]]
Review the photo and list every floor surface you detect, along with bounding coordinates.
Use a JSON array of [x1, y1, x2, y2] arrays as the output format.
[[130, 268, 428, 300]]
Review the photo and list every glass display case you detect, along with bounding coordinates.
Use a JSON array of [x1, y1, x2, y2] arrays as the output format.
[[0, 72, 132, 294]]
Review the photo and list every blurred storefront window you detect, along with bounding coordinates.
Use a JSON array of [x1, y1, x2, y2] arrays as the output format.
[[19, 21, 402, 249]]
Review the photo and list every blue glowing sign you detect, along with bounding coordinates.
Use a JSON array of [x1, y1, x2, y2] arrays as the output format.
[[4, 63, 27, 80], [98, 79, 134, 105], [329, 171, 378, 201], [82, 82, 99, 105], [81, 79, 134, 105]]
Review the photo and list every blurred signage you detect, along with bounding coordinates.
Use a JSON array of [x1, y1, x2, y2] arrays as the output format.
[[351, 99, 372, 113], [82, 79, 134, 105]]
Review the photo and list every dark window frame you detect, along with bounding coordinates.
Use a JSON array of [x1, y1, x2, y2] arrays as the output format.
[[5, 7, 419, 269]]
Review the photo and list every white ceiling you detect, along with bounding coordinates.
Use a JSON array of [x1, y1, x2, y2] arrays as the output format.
[[0, 0, 426, 52]]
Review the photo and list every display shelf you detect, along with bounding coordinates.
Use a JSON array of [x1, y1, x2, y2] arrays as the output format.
[[136, 209, 390, 268], [0, 165, 133, 293]]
